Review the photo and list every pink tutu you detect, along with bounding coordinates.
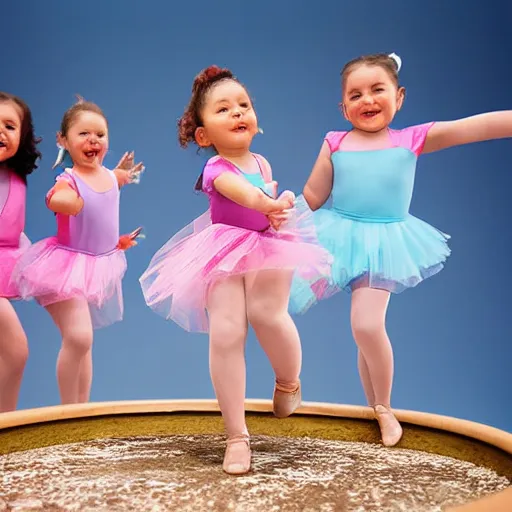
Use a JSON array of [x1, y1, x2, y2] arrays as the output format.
[[0, 234, 31, 299], [140, 196, 333, 332], [11, 237, 127, 328]]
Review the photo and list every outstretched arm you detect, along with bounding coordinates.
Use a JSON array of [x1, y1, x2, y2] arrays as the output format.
[[303, 141, 334, 211], [423, 111, 512, 154], [213, 173, 293, 214]]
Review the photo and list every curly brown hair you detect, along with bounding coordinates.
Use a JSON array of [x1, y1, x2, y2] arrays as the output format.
[[0, 92, 42, 182], [341, 53, 401, 92], [177, 65, 244, 148]]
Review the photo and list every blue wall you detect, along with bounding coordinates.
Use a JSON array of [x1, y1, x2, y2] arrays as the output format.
[[4, 0, 511, 431]]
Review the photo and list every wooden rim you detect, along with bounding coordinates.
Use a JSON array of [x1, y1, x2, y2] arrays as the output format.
[[0, 399, 510, 455]]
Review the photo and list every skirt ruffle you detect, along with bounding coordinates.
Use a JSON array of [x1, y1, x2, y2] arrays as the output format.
[[0, 233, 31, 299], [140, 196, 333, 332], [11, 237, 127, 328], [290, 208, 451, 313]]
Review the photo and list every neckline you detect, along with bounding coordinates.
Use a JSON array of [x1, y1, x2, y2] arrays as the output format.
[[219, 153, 263, 177], [66, 167, 115, 194]]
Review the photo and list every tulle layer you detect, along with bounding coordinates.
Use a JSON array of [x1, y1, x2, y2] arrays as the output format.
[[11, 237, 127, 328], [140, 196, 333, 332], [290, 208, 451, 313], [0, 233, 31, 299]]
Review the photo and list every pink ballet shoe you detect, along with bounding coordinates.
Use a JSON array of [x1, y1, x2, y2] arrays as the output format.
[[223, 435, 251, 475], [373, 404, 403, 447], [273, 381, 302, 418]]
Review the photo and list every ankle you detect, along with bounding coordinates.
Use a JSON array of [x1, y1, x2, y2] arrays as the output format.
[[275, 379, 300, 393], [227, 433, 250, 444], [373, 403, 392, 412]]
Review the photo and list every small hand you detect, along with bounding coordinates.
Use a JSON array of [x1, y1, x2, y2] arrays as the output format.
[[268, 191, 295, 230], [114, 151, 145, 186], [116, 227, 145, 250], [276, 190, 295, 209], [267, 210, 291, 231]]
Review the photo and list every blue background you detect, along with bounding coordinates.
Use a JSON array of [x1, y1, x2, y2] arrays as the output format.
[[4, 0, 511, 431]]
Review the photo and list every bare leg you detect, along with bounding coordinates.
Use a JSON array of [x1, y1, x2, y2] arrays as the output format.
[[206, 276, 251, 474], [246, 270, 302, 418], [0, 298, 28, 412], [351, 286, 402, 446], [46, 298, 93, 405], [358, 350, 376, 406]]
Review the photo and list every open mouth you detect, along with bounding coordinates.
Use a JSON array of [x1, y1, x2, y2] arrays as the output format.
[[0, 142, 6, 148], [232, 124, 247, 133], [83, 150, 99, 159], [361, 111, 381, 118]]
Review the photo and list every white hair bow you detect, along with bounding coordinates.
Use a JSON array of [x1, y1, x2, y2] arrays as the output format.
[[388, 52, 402, 72]]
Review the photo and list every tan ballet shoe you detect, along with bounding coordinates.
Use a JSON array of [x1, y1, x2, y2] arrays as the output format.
[[373, 404, 403, 447], [223, 435, 251, 475], [273, 381, 302, 418]]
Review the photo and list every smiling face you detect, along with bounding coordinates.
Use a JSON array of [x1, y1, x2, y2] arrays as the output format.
[[58, 111, 109, 170], [194, 79, 258, 153], [0, 100, 23, 163], [342, 64, 405, 133]]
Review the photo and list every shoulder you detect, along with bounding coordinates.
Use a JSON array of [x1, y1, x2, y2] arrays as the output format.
[[388, 123, 436, 156], [252, 153, 272, 181], [202, 156, 237, 193], [53, 168, 79, 193], [324, 131, 349, 153]]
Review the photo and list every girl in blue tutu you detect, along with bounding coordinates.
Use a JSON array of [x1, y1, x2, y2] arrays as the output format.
[[291, 52, 512, 447]]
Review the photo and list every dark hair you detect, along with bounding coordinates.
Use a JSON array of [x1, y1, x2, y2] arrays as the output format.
[[341, 53, 401, 92], [0, 92, 42, 182], [60, 95, 107, 137], [177, 65, 240, 149], [177, 65, 245, 191]]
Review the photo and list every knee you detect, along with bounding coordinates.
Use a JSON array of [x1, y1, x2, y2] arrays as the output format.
[[247, 299, 284, 329], [2, 333, 29, 372], [64, 328, 93, 356], [210, 316, 247, 355], [351, 312, 385, 340]]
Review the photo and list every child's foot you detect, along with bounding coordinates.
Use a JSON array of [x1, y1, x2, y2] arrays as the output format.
[[373, 404, 403, 447], [273, 381, 302, 418], [223, 434, 251, 475]]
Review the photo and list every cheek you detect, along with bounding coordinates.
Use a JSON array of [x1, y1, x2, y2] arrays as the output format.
[[344, 104, 358, 118], [8, 130, 21, 146]]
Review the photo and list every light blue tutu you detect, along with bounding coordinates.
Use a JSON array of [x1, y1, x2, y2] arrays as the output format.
[[289, 206, 451, 314], [288, 127, 456, 314]]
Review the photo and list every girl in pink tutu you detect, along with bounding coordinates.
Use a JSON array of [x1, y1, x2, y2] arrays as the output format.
[[12, 97, 144, 405], [140, 65, 332, 475], [0, 92, 41, 412]]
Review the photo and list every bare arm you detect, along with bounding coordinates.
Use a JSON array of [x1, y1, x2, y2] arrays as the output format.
[[423, 111, 512, 154], [213, 172, 292, 214], [47, 181, 84, 216], [303, 141, 334, 211]]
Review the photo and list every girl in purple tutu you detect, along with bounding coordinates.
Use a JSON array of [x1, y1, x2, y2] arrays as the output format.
[[12, 97, 144, 405], [0, 92, 41, 412], [140, 65, 332, 475]]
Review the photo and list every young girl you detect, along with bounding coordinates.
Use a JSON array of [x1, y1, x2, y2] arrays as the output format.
[[12, 98, 144, 405], [0, 92, 41, 412], [140, 65, 332, 475], [295, 52, 512, 447]]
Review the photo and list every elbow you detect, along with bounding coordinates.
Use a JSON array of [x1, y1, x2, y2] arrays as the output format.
[[247, 189, 274, 213], [303, 188, 320, 211]]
